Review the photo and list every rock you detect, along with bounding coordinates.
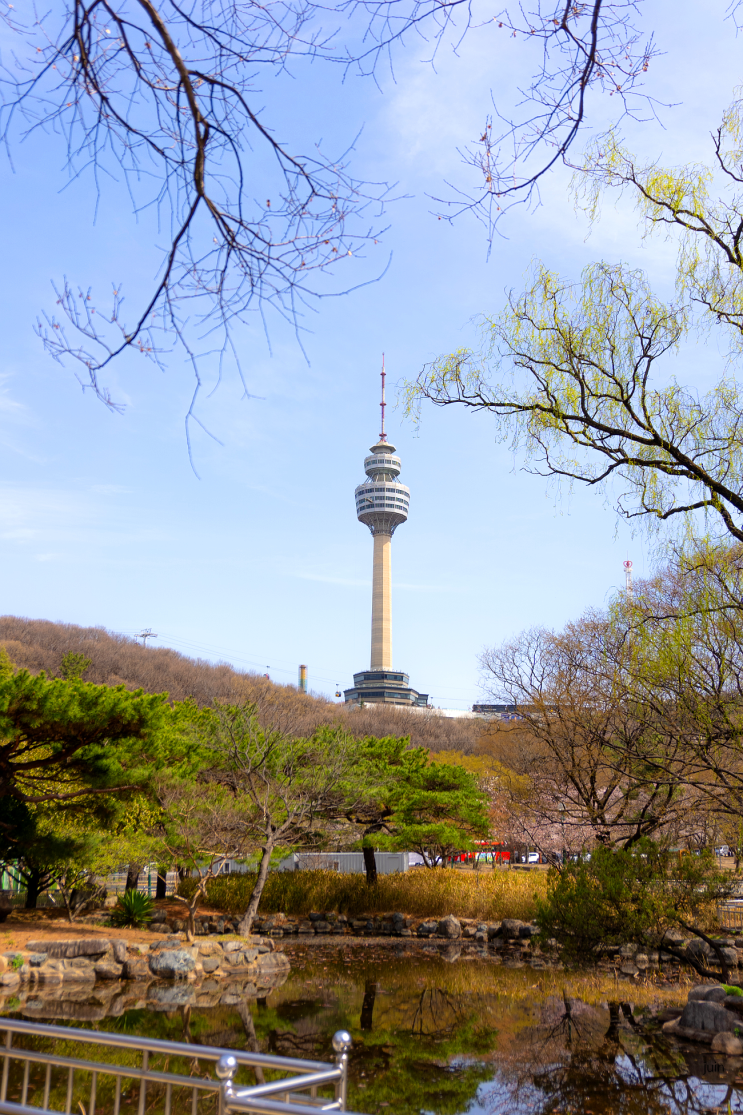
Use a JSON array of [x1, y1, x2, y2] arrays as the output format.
[[689, 984, 723, 1001], [500, 919, 524, 939], [123, 958, 152, 980], [111, 940, 128, 965], [437, 915, 461, 940], [678, 999, 738, 1033], [148, 949, 196, 979], [417, 921, 438, 937], [61, 961, 96, 982], [686, 939, 712, 959], [712, 1031, 743, 1055], [26, 939, 110, 960], [94, 962, 124, 980]]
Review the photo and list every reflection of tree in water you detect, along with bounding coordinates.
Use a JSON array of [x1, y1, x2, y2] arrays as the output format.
[[491, 996, 740, 1115], [351, 982, 496, 1115]]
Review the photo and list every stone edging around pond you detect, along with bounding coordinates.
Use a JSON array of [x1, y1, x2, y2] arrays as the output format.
[[663, 985, 743, 1055], [0, 935, 288, 991]]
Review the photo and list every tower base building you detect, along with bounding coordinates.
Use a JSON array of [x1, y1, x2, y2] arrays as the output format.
[[344, 670, 428, 708], [344, 364, 428, 708]]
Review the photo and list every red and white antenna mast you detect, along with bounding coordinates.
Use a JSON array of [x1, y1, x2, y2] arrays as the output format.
[[379, 354, 387, 442], [623, 559, 633, 599]]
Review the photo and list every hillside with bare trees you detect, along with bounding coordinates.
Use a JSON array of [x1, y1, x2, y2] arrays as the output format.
[[0, 616, 483, 752]]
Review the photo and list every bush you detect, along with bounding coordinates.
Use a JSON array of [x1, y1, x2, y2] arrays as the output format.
[[535, 841, 733, 964], [178, 868, 546, 921], [110, 889, 155, 927]]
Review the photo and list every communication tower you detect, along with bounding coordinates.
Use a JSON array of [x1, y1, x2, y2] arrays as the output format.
[[344, 360, 428, 707]]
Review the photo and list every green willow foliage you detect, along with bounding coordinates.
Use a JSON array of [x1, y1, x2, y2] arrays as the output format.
[[408, 91, 743, 546]]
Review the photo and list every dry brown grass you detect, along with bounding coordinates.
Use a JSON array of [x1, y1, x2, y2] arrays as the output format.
[[179, 867, 548, 921], [0, 616, 485, 750]]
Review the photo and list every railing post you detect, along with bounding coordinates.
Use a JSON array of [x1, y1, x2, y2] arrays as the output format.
[[216, 1054, 239, 1115], [332, 1031, 352, 1111]]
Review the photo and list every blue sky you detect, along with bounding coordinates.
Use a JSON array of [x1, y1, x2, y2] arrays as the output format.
[[1, 0, 740, 708]]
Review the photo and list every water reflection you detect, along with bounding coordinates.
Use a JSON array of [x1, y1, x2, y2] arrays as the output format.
[[2, 944, 743, 1115]]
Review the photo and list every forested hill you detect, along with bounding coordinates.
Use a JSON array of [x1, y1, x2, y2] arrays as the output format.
[[0, 616, 483, 752]]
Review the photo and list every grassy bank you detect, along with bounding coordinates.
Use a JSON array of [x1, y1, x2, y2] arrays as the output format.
[[179, 868, 548, 922]]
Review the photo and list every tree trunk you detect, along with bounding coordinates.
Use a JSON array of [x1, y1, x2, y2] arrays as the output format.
[[363, 846, 378, 885], [24, 867, 42, 909], [155, 868, 167, 900], [238, 845, 273, 937], [125, 863, 142, 892]]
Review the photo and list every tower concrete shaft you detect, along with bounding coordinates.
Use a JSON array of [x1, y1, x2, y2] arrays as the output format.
[[371, 532, 392, 669], [344, 364, 428, 709]]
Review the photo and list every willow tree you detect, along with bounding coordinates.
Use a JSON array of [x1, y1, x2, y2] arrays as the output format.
[[408, 92, 743, 545]]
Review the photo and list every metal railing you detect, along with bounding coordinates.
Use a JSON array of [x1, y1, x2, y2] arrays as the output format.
[[0, 1018, 358, 1115]]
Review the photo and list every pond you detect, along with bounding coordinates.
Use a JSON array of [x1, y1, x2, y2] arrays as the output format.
[[2, 940, 743, 1115]]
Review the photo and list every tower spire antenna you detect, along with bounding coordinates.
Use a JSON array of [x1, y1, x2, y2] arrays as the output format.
[[380, 354, 387, 442]]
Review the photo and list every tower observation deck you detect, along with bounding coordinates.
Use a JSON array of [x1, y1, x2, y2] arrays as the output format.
[[344, 363, 428, 708]]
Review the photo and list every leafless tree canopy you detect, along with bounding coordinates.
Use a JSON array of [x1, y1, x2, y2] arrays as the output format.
[[1, 0, 659, 408]]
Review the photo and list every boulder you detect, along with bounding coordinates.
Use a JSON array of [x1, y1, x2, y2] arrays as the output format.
[[712, 1031, 743, 1055], [123, 958, 152, 980], [61, 961, 96, 982], [94, 962, 124, 980], [148, 949, 196, 979], [686, 939, 712, 959], [689, 984, 725, 1001], [437, 915, 461, 940], [500, 919, 524, 940], [111, 941, 128, 965], [417, 921, 438, 937], [660, 928, 687, 947], [26, 939, 109, 960], [678, 999, 738, 1033]]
